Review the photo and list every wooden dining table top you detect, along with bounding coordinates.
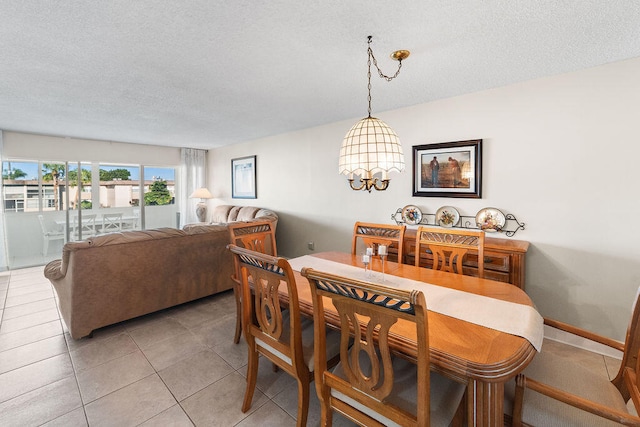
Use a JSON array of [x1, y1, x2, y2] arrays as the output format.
[[289, 251, 538, 384]]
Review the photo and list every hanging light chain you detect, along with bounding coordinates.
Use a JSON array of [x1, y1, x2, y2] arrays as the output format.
[[368, 37, 404, 81], [366, 35, 404, 118]]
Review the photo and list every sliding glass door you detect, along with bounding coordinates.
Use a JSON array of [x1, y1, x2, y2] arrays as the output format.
[[2, 160, 178, 269]]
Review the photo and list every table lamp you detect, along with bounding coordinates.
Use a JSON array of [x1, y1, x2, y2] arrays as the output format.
[[189, 188, 213, 223]]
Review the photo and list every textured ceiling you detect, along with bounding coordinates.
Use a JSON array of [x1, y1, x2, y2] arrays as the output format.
[[1, 1, 640, 149]]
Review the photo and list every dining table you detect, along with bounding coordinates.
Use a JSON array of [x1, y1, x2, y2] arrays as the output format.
[[285, 251, 544, 427]]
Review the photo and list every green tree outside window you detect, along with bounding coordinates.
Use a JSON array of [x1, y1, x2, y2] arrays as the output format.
[[144, 180, 173, 205]]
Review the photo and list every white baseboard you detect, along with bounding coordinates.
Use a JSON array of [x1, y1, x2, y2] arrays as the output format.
[[544, 325, 623, 360]]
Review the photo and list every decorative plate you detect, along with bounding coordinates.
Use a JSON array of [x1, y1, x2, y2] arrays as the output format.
[[436, 206, 460, 228], [475, 207, 506, 232], [401, 205, 422, 225]]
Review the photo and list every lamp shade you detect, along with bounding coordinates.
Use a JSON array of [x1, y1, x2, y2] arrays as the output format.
[[189, 188, 213, 199], [338, 116, 405, 177]]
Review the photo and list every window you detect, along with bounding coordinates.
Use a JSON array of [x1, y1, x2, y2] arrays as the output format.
[[98, 164, 140, 209], [144, 167, 175, 206], [143, 166, 177, 229], [2, 161, 39, 212], [2, 157, 179, 269], [41, 161, 66, 211]]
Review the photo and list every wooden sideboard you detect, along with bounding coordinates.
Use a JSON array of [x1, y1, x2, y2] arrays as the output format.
[[387, 228, 530, 290]]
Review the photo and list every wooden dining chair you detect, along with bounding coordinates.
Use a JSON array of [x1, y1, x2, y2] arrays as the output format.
[[415, 226, 485, 278], [228, 220, 277, 344], [301, 267, 466, 427], [506, 288, 640, 426], [227, 244, 340, 427], [351, 222, 406, 262]]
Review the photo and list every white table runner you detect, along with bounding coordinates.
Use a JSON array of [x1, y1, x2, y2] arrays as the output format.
[[288, 255, 543, 351]]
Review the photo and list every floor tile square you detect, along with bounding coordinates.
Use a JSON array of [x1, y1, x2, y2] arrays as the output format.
[[6, 282, 53, 297], [138, 404, 194, 426], [70, 333, 139, 372], [141, 331, 207, 371], [0, 376, 83, 426], [128, 317, 189, 349], [40, 407, 88, 426], [0, 320, 62, 352], [181, 371, 269, 426], [0, 307, 60, 334], [158, 349, 234, 401], [4, 289, 54, 308], [0, 353, 74, 403], [165, 301, 221, 329], [235, 400, 296, 426], [76, 350, 155, 404], [2, 297, 58, 320], [0, 334, 68, 374], [190, 313, 236, 348], [212, 338, 249, 370], [84, 374, 176, 427], [237, 354, 297, 399]]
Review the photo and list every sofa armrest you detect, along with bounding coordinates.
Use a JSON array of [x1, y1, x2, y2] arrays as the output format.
[[44, 259, 65, 281]]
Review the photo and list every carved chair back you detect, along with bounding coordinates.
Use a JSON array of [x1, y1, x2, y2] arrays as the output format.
[[302, 268, 431, 426], [351, 222, 406, 261], [228, 220, 278, 343], [228, 244, 313, 425], [415, 226, 485, 278]]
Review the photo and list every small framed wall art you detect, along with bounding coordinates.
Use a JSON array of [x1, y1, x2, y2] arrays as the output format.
[[231, 155, 257, 199], [412, 139, 482, 198]]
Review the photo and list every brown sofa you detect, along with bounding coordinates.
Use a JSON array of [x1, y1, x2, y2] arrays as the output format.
[[44, 226, 235, 339], [45, 205, 278, 339]]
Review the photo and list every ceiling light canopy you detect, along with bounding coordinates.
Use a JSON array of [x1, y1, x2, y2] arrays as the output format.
[[339, 36, 409, 192]]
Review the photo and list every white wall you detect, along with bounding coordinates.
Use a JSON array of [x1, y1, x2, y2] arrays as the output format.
[[210, 56, 640, 341], [2, 132, 181, 164]]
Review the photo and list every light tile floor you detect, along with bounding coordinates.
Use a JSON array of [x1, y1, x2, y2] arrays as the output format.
[[0, 266, 624, 426], [0, 266, 358, 426]]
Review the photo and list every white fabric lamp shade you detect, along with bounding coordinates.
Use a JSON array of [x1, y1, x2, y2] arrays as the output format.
[[339, 116, 405, 177], [189, 188, 213, 199]]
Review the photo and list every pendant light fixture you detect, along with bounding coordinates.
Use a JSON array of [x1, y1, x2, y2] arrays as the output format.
[[339, 36, 410, 192]]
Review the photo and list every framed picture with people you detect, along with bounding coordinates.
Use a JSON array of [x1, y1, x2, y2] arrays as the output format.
[[412, 139, 482, 198]]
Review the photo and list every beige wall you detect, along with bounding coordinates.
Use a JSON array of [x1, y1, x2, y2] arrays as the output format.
[[210, 56, 640, 341]]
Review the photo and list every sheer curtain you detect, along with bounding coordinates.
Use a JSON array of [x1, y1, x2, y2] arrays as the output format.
[[179, 148, 207, 227], [0, 131, 8, 270]]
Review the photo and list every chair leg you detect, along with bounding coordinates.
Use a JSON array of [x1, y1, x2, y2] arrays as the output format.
[[512, 374, 525, 427], [233, 284, 242, 344], [451, 390, 466, 427], [295, 377, 310, 427], [319, 396, 332, 427], [242, 348, 259, 413]]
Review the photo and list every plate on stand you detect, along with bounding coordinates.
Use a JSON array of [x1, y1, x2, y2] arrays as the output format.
[[475, 207, 506, 232], [401, 205, 422, 225], [436, 206, 459, 228]]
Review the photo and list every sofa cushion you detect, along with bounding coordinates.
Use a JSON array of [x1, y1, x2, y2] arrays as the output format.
[[210, 205, 278, 227]]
